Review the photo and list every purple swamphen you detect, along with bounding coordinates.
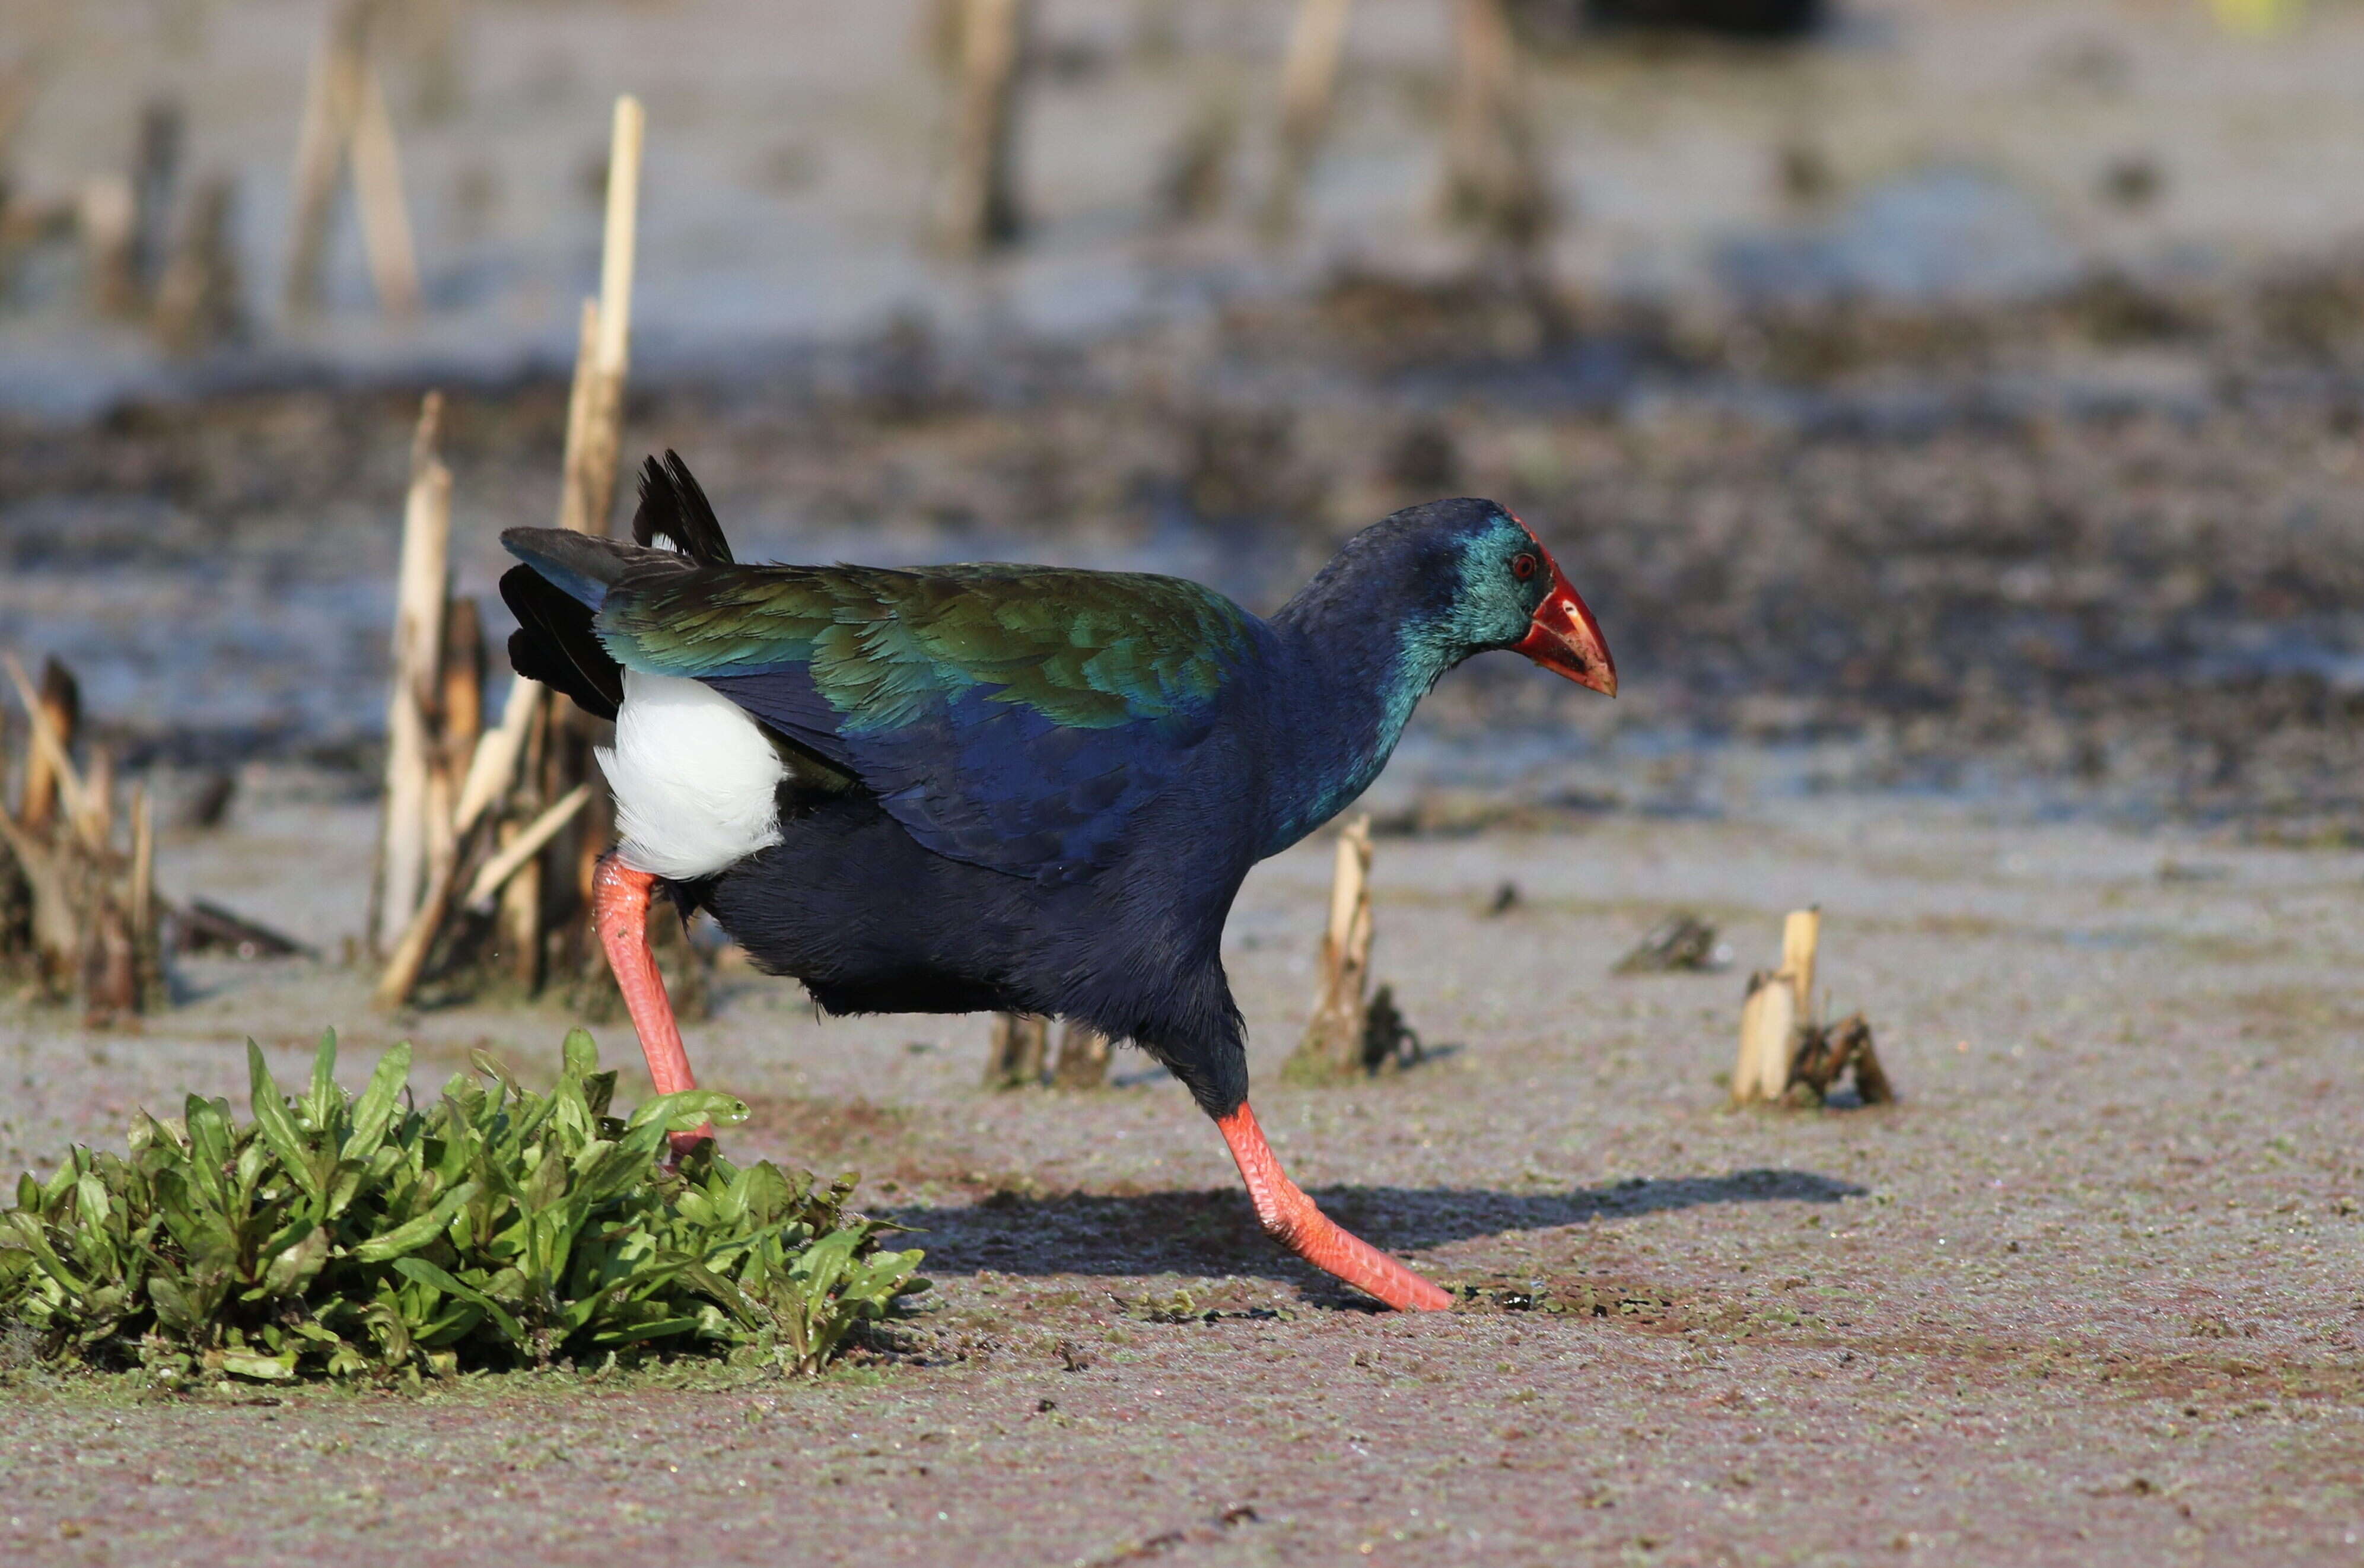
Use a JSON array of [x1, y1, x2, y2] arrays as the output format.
[[501, 454, 1615, 1311]]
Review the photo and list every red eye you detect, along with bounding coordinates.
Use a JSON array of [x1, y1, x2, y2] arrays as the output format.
[[1512, 553, 1539, 582]]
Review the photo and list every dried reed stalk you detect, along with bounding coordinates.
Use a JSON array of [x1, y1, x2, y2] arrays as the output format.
[[556, 97, 643, 539], [0, 655, 161, 1016], [984, 1012, 1051, 1090], [1443, 0, 1550, 249], [16, 656, 81, 836], [534, 97, 646, 1009], [1289, 813, 1376, 1077], [77, 175, 138, 317], [285, 0, 418, 317], [79, 745, 113, 851], [936, 0, 1027, 252], [348, 59, 419, 316], [128, 784, 152, 940], [1052, 1020, 1112, 1089], [1733, 908, 1824, 1105], [454, 677, 543, 838], [1263, 0, 1355, 233], [129, 100, 182, 299], [0, 806, 77, 991], [485, 683, 549, 987], [373, 393, 452, 956], [463, 784, 590, 912], [1787, 1012, 1896, 1106], [152, 175, 241, 355]]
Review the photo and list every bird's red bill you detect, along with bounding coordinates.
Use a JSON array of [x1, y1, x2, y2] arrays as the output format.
[[1512, 542, 1617, 696]]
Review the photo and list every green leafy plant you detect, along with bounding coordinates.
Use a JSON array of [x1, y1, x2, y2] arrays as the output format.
[[0, 1029, 924, 1382]]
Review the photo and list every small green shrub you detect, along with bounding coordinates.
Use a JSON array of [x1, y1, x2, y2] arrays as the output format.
[[0, 1029, 924, 1383]]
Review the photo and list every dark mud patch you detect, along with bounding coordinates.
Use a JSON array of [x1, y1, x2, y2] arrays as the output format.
[[734, 1093, 980, 1190], [26, 263, 2364, 838], [2231, 984, 2364, 1048]]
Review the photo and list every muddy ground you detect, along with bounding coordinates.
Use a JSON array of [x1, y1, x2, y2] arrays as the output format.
[[5, 2, 2364, 1557], [5, 273, 2364, 1568], [2, 778, 2361, 1566]]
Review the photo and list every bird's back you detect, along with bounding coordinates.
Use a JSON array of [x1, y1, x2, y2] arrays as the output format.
[[502, 456, 1273, 887]]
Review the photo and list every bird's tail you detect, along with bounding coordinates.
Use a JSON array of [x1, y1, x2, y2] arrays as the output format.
[[498, 450, 738, 722], [630, 450, 734, 564], [499, 562, 622, 719]]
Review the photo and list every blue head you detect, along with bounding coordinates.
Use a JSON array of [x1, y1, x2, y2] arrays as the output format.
[[1281, 497, 1616, 698], [1262, 497, 1616, 851]]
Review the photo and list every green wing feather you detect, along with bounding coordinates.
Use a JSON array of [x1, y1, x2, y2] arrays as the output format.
[[594, 562, 1260, 880], [599, 563, 1251, 730]]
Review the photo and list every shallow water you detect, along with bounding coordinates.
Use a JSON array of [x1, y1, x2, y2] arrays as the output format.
[[11, 0, 2364, 412]]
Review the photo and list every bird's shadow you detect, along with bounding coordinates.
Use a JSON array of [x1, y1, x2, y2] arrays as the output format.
[[882, 1168, 1866, 1289]]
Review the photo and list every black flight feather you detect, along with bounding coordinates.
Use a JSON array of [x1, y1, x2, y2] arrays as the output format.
[[497, 453, 731, 727], [499, 564, 622, 720], [631, 451, 734, 565]]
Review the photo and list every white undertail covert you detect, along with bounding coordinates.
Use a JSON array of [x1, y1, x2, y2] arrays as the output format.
[[597, 669, 785, 880]]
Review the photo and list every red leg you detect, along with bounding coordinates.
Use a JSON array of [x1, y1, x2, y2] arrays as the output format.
[[592, 854, 711, 1159], [1216, 1102, 1453, 1312]]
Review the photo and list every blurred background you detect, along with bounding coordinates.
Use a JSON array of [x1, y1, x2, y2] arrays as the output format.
[[6, 0, 2364, 842]]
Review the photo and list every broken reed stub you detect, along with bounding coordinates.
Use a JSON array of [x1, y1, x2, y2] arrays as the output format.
[[1788, 1013, 1895, 1108], [1733, 908, 1816, 1105], [1288, 813, 1375, 1079], [1730, 908, 1894, 1108], [984, 1012, 1051, 1090], [982, 1013, 1112, 1090], [0, 654, 166, 1020], [1614, 911, 1722, 974], [1284, 814, 1427, 1082], [1052, 1020, 1112, 1090], [1735, 966, 1798, 1104], [935, 0, 1027, 252]]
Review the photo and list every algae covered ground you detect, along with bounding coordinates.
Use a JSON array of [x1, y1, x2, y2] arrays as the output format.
[[5, 2, 2364, 1556], [3, 793, 2360, 1566]]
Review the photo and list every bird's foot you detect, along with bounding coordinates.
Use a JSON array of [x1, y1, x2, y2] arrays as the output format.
[[1215, 1102, 1453, 1312]]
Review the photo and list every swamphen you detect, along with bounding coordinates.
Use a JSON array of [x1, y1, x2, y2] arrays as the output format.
[[501, 454, 1615, 1312]]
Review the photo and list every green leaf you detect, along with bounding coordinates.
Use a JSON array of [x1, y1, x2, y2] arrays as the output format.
[[561, 1028, 599, 1083], [392, 1257, 524, 1346], [221, 1348, 295, 1381], [625, 1090, 750, 1134], [349, 1180, 480, 1262], [521, 1147, 568, 1214], [586, 1315, 705, 1347], [342, 1041, 413, 1165], [676, 1261, 759, 1327], [247, 1041, 323, 1201], [74, 1172, 111, 1229], [304, 1029, 341, 1132], [261, 1225, 330, 1297], [6, 1211, 86, 1292], [469, 1049, 523, 1099], [183, 1096, 234, 1203], [148, 1272, 197, 1334]]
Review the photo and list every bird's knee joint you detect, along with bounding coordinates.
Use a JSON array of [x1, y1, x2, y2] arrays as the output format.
[[1254, 1201, 1318, 1251]]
